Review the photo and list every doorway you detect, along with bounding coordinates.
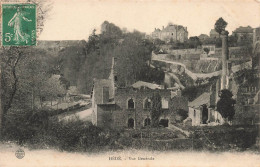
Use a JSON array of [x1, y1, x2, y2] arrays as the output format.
[[202, 105, 208, 124], [144, 118, 151, 127], [159, 119, 169, 127], [128, 118, 134, 128]]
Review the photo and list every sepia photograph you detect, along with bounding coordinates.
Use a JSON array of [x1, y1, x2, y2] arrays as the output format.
[[0, 0, 260, 166]]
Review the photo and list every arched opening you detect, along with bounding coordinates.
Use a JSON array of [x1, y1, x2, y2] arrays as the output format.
[[128, 118, 134, 128], [202, 104, 208, 124], [144, 118, 151, 127], [159, 119, 169, 127], [143, 98, 151, 109], [128, 98, 135, 109]]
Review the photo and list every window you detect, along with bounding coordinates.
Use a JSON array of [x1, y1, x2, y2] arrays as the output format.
[[128, 118, 134, 128], [143, 98, 151, 109], [161, 98, 169, 109], [114, 76, 118, 82], [144, 118, 151, 126], [128, 98, 135, 109]]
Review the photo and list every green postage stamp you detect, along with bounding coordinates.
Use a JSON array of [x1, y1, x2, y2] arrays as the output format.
[[2, 3, 36, 46]]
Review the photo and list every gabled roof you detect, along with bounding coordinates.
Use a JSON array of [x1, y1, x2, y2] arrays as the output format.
[[188, 92, 211, 107]]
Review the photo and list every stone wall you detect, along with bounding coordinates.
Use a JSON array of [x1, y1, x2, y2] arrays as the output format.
[[113, 88, 171, 129], [94, 87, 189, 129]]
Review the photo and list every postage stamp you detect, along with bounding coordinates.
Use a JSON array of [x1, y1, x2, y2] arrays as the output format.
[[2, 3, 36, 46]]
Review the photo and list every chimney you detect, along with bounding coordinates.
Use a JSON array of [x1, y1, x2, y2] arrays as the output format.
[[102, 87, 109, 103], [220, 30, 229, 90]]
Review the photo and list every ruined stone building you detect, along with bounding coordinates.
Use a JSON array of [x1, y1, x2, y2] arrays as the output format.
[[91, 58, 188, 129], [151, 23, 188, 43]]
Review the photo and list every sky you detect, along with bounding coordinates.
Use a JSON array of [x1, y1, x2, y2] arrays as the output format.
[[39, 0, 260, 40]]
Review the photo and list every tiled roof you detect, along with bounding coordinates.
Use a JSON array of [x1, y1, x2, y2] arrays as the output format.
[[188, 92, 211, 107]]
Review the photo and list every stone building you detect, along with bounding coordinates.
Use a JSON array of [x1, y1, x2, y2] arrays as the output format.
[[232, 26, 253, 43], [91, 57, 188, 129], [209, 29, 219, 38], [188, 31, 232, 126], [233, 27, 260, 125], [151, 23, 188, 43], [253, 27, 260, 45]]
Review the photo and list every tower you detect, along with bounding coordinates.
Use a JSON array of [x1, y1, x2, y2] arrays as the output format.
[[109, 57, 117, 98], [220, 30, 230, 90]]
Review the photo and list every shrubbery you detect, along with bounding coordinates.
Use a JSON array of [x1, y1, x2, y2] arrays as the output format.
[[2, 109, 258, 152], [2, 109, 121, 152]]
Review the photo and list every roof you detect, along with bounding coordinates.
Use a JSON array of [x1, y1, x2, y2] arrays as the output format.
[[132, 81, 161, 90], [210, 29, 218, 34], [93, 79, 114, 105], [188, 92, 211, 107], [163, 24, 187, 32], [233, 26, 253, 33]]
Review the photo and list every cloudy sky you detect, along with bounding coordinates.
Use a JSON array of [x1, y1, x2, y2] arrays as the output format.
[[39, 0, 260, 40]]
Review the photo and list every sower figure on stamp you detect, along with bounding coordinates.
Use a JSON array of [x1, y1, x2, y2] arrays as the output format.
[[8, 7, 32, 44]]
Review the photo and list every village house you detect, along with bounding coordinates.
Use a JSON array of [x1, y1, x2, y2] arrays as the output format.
[[151, 23, 188, 43], [91, 58, 188, 129], [209, 29, 219, 38], [232, 26, 253, 43]]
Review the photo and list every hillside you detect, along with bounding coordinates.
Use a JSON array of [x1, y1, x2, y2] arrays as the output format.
[[56, 21, 155, 94]]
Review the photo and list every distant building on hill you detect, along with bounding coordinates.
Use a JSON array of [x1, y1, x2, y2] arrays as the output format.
[[151, 23, 188, 43], [209, 29, 219, 38], [253, 27, 260, 45], [232, 26, 253, 43]]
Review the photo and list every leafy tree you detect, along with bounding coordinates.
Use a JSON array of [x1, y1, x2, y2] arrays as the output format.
[[151, 92, 162, 127], [216, 89, 236, 122], [188, 36, 201, 48], [0, 0, 52, 134], [203, 48, 210, 54], [214, 17, 228, 37]]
